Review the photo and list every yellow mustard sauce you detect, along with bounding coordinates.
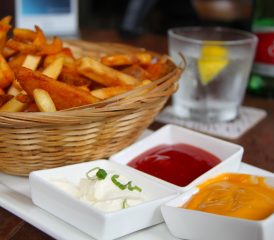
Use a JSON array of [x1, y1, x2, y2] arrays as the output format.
[[182, 173, 274, 220]]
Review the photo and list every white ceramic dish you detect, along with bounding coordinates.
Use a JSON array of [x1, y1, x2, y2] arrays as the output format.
[[1, 163, 273, 240], [110, 124, 244, 191], [161, 173, 274, 240], [29, 160, 178, 240]]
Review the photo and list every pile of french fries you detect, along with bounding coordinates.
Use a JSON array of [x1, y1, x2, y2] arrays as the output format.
[[0, 16, 170, 112]]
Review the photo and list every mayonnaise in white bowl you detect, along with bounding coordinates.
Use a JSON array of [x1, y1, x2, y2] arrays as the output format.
[[29, 160, 178, 240], [51, 167, 146, 212]]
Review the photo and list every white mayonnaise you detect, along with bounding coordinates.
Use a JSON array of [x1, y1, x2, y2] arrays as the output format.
[[51, 168, 146, 212]]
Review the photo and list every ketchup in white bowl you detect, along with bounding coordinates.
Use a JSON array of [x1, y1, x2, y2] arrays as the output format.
[[127, 143, 221, 187]]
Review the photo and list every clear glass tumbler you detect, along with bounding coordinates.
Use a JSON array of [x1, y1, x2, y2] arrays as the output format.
[[168, 27, 258, 122]]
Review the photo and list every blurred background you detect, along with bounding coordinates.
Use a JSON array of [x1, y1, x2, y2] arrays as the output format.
[[1, 0, 254, 37]]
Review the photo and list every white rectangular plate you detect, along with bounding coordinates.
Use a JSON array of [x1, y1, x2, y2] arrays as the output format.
[[0, 129, 273, 240]]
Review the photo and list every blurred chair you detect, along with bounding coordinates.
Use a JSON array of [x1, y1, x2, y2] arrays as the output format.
[[120, 0, 158, 36]]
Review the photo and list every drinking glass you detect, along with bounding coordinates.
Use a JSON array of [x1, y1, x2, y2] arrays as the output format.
[[168, 27, 258, 122]]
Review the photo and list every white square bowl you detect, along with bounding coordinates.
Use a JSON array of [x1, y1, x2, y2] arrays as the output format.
[[110, 124, 244, 191], [161, 174, 274, 240], [29, 160, 178, 240]]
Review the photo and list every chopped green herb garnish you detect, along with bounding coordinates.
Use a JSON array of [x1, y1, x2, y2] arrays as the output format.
[[96, 168, 107, 180], [111, 174, 127, 190], [122, 198, 128, 209], [86, 168, 142, 192], [86, 167, 107, 180], [111, 175, 142, 192], [127, 181, 142, 192]]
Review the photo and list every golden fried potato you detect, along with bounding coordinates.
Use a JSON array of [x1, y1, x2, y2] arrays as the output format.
[[7, 79, 22, 96], [0, 96, 27, 112], [43, 48, 75, 68], [33, 26, 46, 49], [8, 53, 27, 71], [0, 53, 14, 88], [145, 58, 169, 80], [77, 57, 139, 87], [42, 57, 64, 79], [6, 27, 62, 56], [22, 55, 41, 70], [3, 46, 16, 58], [7, 54, 41, 96], [33, 88, 56, 112], [59, 67, 92, 87], [13, 28, 36, 42], [91, 85, 133, 100], [24, 103, 39, 112], [6, 38, 39, 54], [0, 94, 13, 107], [101, 52, 152, 67], [38, 37, 63, 55], [16, 67, 99, 110], [0, 16, 12, 52], [121, 64, 151, 81], [15, 93, 33, 104]]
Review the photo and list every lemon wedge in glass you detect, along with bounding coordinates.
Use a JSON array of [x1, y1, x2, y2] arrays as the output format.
[[198, 44, 229, 85]]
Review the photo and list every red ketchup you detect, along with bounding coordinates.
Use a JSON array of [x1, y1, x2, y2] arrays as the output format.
[[127, 144, 221, 186]]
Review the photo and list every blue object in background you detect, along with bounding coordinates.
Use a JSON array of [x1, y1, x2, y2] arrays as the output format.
[[22, 0, 71, 15]]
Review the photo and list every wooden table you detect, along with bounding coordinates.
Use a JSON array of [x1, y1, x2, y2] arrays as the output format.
[[1, 29, 273, 240]]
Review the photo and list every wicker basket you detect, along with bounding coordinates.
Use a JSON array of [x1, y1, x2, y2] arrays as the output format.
[[0, 40, 183, 176]]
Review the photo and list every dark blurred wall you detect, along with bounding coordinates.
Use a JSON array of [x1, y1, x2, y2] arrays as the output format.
[[0, 0, 15, 23], [1, 0, 253, 36], [79, 0, 199, 34], [79, 0, 253, 35]]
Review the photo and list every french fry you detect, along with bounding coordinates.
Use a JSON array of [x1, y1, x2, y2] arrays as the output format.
[[24, 103, 39, 112], [15, 93, 33, 104], [0, 94, 13, 107], [77, 57, 139, 87], [145, 58, 169, 80], [6, 38, 39, 54], [22, 55, 41, 70], [77, 85, 90, 92], [7, 79, 22, 96], [13, 28, 36, 42], [38, 37, 63, 55], [121, 64, 151, 80], [0, 16, 12, 52], [42, 57, 64, 79], [7, 55, 41, 96], [135, 52, 153, 65], [0, 96, 27, 112], [91, 85, 133, 100], [101, 54, 138, 66], [59, 67, 92, 87], [0, 16, 12, 25], [8, 53, 27, 71], [43, 48, 75, 68], [101, 52, 152, 67], [3, 46, 17, 58], [0, 88, 5, 95], [33, 26, 46, 49], [33, 88, 56, 112], [16, 67, 99, 110], [140, 79, 152, 86], [0, 54, 14, 88]]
